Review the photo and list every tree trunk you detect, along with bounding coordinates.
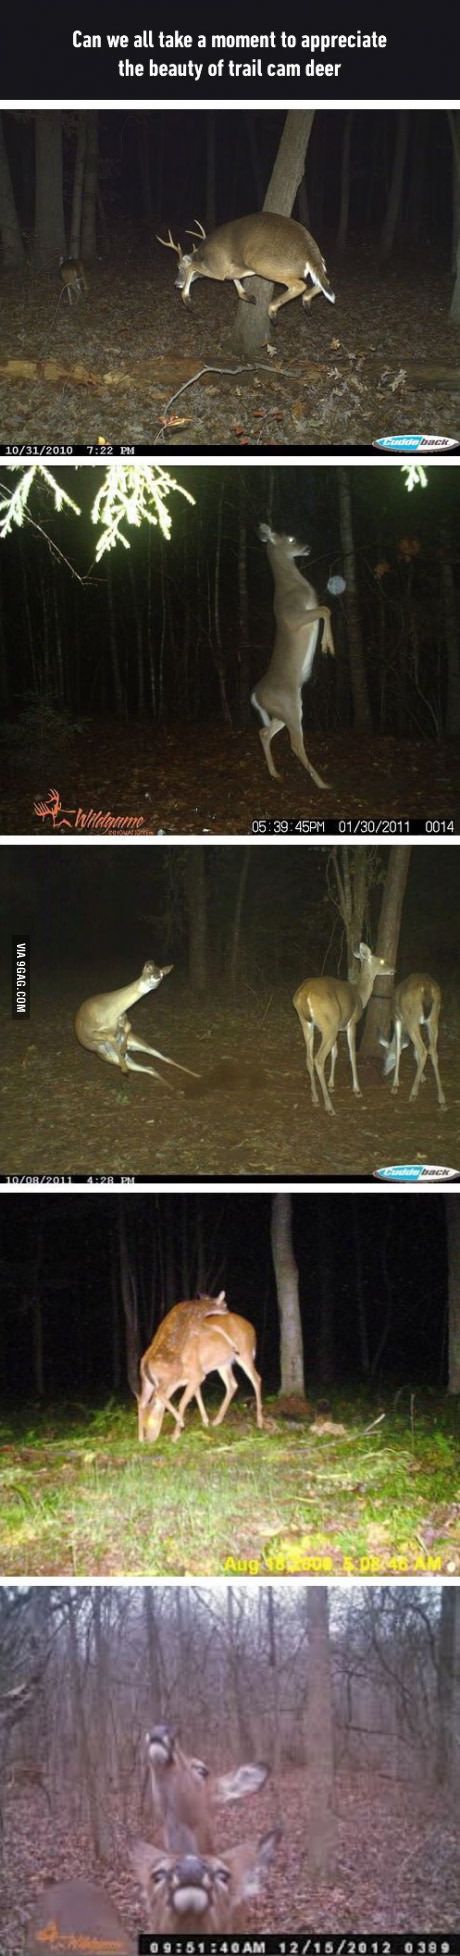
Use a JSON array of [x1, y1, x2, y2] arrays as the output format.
[[271, 1193, 305, 1395], [33, 111, 66, 268], [81, 112, 99, 261], [303, 1590, 337, 1873], [235, 110, 315, 357], [379, 110, 410, 264], [359, 845, 411, 1057], [186, 847, 208, 996], [440, 544, 460, 735], [0, 112, 26, 268], [69, 115, 87, 258], [337, 471, 373, 731], [336, 112, 353, 255]]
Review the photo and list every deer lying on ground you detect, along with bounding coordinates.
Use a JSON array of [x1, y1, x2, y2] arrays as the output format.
[[26, 1879, 132, 1954], [380, 973, 446, 1107], [145, 1724, 269, 1854], [252, 523, 335, 786], [74, 960, 200, 1085], [59, 256, 88, 302], [293, 941, 395, 1114], [157, 210, 335, 322], [137, 1298, 263, 1441]]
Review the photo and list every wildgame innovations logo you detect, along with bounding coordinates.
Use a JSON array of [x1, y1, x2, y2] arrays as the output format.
[[373, 435, 459, 452], [374, 1164, 459, 1181]]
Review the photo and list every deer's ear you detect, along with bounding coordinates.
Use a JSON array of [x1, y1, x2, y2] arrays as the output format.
[[216, 1760, 269, 1804]]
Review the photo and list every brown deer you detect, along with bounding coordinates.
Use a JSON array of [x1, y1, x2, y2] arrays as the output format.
[[130, 1832, 280, 1931], [59, 256, 88, 302], [145, 1724, 269, 1854], [4, 1759, 51, 1810], [252, 524, 335, 786], [74, 960, 200, 1086], [25, 1879, 132, 1954], [157, 210, 334, 322], [380, 973, 446, 1107], [138, 1301, 263, 1442], [293, 941, 395, 1115]]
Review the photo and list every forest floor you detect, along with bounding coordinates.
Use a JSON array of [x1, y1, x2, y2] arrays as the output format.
[[2, 986, 459, 1180], [1, 248, 460, 448], [2, 1758, 460, 1951], [0, 1390, 459, 1579], [1, 721, 460, 836]]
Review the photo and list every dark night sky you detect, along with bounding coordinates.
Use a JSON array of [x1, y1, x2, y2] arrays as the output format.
[[0, 1192, 449, 1399]]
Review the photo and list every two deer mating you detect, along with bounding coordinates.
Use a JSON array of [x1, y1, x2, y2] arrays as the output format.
[[26, 1724, 280, 1948]]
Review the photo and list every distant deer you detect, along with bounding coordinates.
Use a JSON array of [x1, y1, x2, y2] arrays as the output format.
[[138, 1297, 263, 1441], [74, 960, 200, 1085], [59, 256, 88, 303], [25, 1879, 132, 1954], [145, 1724, 269, 1855], [130, 1832, 280, 1932], [252, 524, 335, 786], [157, 211, 335, 323], [4, 1759, 51, 1810], [380, 973, 446, 1107], [293, 941, 395, 1114]]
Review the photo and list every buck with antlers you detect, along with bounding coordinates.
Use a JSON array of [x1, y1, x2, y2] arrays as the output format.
[[157, 211, 335, 323], [293, 941, 395, 1115], [137, 1295, 263, 1442], [380, 973, 446, 1108], [252, 523, 335, 786], [74, 960, 200, 1086]]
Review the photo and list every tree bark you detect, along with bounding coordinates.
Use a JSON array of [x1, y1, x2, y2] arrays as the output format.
[[235, 110, 316, 357], [359, 846, 411, 1058], [271, 1193, 305, 1395]]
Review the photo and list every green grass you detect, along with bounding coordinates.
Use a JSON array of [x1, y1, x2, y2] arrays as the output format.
[[0, 1390, 459, 1577]]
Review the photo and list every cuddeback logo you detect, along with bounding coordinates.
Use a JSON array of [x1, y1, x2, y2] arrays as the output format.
[[373, 435, 459, 452], [374, 1164, 459, 1181], [34, 788, 155, 834]]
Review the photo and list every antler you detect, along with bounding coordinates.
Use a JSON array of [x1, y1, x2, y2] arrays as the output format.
[[185, 219, 207, 242], [156, 228, 182, 257]]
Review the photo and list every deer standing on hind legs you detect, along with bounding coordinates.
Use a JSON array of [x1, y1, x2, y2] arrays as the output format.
[[74, 960, 201, 1085], [252, 524, 335, 787], [380, 973, 446, 1107], [293, 942, 395, 1114]]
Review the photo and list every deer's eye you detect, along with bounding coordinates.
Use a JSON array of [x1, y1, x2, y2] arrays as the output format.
[[192, 1759, 209, 1781], [215, 1866, 231, 1890], [151, 1866, 169, 1887]]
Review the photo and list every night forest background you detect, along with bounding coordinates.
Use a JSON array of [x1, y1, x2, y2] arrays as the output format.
[[1, 463, 460, 834], [1, 1585, 459, 1950], [1, 1193, 459, 1580], [1, 109, 460, 445], [1, 1191, 458, 1402]]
